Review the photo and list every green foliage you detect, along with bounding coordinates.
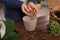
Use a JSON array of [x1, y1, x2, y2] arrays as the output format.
[[3, 19, 15, 37], [37, 0, 45, 4], [48, 21, 60, 36], [1, 19, 19, 40], [3, 32, 19, 40]]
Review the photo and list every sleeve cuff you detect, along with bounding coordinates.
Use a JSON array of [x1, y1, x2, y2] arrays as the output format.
[[27, 0, 37, 4], [16, 1, 24, 9]]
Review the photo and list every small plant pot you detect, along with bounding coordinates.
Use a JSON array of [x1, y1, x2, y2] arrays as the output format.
[[50, 6, 60, 23], [36, 4, 41, 10]]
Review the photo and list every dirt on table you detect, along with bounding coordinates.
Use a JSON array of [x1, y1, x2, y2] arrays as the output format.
[[15, 17, 60, 40]]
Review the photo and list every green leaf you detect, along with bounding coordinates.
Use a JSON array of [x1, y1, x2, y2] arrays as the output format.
[[48, 21, 60, 36], [2, 19, 15, 37], [1, 19, 19, 40], [3, 32, 19, 40]]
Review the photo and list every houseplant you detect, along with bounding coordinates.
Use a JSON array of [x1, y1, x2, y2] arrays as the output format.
[[0, 19, 19, 40], [47, 21, 60, 36], [50, 6, 60, 23], [36, 0, 45, 10]]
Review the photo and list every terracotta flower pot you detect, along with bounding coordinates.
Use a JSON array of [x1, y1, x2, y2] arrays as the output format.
[[50, 6, 60, 23]]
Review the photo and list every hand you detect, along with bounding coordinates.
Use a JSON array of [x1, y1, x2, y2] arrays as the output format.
[[22, 3, 33, 17], [28, 2, 38, 17]]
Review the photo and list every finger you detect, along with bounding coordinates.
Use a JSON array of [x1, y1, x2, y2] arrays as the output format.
[[28, 7, 34, 15], [28, 8, 37, 18], [28, 6, 32, 12], [23, 8, 33, 17], [24, 6, 29, 13], [34, 9, 37, 15], [26, 7, 34, 17], [33, 13, 36, 17], [27, 7, 34, 16], [30, 4, 38, 13], [22, 6, 29, 15], [28, 13, 33, 17], [28, 5, 38, 17], [28, 2, 38, 13], [23, 7, 33, 17], [22, 7, 27, 14]]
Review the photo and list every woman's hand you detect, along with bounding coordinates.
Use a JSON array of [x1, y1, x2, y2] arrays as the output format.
[[28, 2, 38, 17], [22, 3, 33, 17], [22, 3, 38, 18]]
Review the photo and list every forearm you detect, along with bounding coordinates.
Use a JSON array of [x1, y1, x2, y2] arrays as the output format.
[[0, 0, 24, 8]]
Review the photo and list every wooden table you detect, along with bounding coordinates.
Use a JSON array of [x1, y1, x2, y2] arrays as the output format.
[[15, 17, 60, 40]]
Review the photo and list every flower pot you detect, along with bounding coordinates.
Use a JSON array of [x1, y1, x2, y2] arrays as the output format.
[[36, 4, 41, 10], [0, 21, 6, 38], [50, 6, 60, 23]]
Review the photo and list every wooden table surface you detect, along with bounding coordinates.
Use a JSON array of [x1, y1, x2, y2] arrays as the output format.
[[15, 17, 60, 40]]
